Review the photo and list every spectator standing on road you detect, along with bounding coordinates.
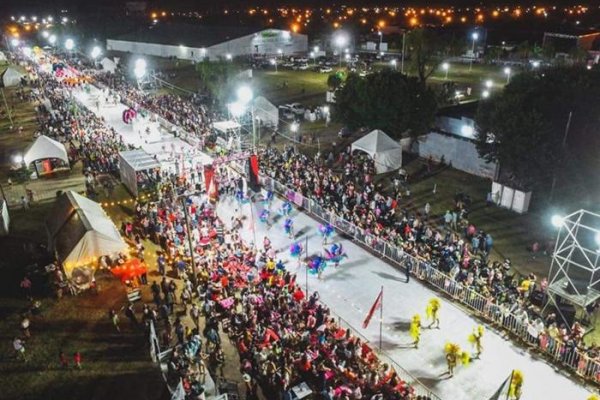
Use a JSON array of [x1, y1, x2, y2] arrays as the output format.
[[109, 309, 120, 332]]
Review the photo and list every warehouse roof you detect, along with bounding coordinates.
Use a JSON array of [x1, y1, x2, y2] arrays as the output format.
[[110, 23, 265, 48]]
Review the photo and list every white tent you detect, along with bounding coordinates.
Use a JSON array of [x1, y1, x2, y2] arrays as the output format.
[[100, 57, 117, 73], [0, 51, 7, 62], [351, 129, 403, 174], [23, 135, 70, 169], [46, 191, 126, 277], [254, 96, 279, 128], [119, 150, 161, 196], [0, 200, 9, 236], [1, 66, 25, 87]]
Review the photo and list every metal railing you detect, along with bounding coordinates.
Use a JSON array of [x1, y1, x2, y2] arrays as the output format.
[[261, 176, 600, 387]]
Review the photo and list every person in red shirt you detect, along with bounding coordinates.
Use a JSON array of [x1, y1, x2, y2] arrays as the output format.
[[73, 351, 82, 369], [59, 350, 69, 369]]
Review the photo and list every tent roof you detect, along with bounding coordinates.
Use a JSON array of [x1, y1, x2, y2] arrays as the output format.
[[254, 96, 278, 126], [213, 120, 241, 134], [23, 135, 69, 166], [46, 191, 126, 268], [2, 66, 24, 79], [351, 129, 401, 153], [351, 130, 402, 174], [0, 51, 7, 61], [119, 149, 161, 172]]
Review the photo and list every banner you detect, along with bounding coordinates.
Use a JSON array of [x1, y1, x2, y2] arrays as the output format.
[[204, 165, 218, 201], [248, 154, 260, 191], [363, 289, 383, 329]]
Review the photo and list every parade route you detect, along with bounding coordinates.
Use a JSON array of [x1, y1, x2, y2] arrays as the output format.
[[217, 196, 593, 400], [72, 77, 594, 400]]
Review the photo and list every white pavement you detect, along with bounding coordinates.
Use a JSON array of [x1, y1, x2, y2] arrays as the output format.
[[72, 79, 594, 400], [216, 196, 594, 400]]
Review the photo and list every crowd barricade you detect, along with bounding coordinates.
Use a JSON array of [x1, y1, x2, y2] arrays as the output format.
[[261, 176, 600, 385]]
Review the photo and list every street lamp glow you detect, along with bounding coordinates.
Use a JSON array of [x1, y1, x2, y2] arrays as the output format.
[[42, 30, 49, 38], [323, 105, 330, 114], [47, 16, 53, 22], [482, 90, 490, 98], [91, 46, 101, 59], [345, 53, 351, 61], [532, 61, 540, 68], [310, 51, 315, 58], [48, 35, 57, 45], [334, 33, 348, 48], [13, 154, 23, 164], [485, 79, 493, 88], [225, 53, 232, 60], [290, 122, 299, 132], [237, 86, 253, 105], [10, 38, 19, 47], [135, 58, 147, 70], [472, 32, 479, 40], [282, 31, 291, 39], [64, 38, 74, 51], [270, 58, 276, 65], [229, 101, 245, 117], [313, 46, 319, 53], [504, 67, 512, 83], [390, 59, 397, 70], [442, 62, 449, 70], [551, 215, 564, 228], [62, 17, 68, 23]]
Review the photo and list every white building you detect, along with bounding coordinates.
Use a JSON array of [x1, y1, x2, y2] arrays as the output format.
[[106, 23, 308, 61]]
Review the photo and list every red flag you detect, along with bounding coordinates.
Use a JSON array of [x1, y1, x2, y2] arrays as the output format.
[[362, 289, 383, 329]]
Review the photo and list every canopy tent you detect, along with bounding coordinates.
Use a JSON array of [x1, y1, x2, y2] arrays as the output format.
[[46, 191, 126, 278], [254, 96, 279, 128], [100, 57, 117, 73], [23, 135, 70, 172], [351, 129, 403, 174], [0, 51, 7, 62], [212, 120, 241, 135], [119, 150, 161, 196], [1, 66, 25, 87], [0, 200, 9, 236]]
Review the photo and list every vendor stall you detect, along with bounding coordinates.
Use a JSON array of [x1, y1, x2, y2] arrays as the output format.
[[119, 149, 161, 197]]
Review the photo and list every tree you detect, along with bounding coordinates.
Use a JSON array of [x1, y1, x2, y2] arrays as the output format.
[[406, 29, 465, 84], [327, 73, 343, 90], [333, 69, 437, 139], [475, 66, 600, 190], [195, 60, 241, 104]]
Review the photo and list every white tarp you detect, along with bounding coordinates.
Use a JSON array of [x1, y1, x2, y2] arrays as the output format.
[[23, 135, 70, 168], [119, 149, 161, 196], [0, 200, 9, 236], [2, 66, 25, 87], [46, 191, 126, 275], [254, 96, 279, 128], [213, 120, 241, 135], [351, 129, 403, 174], [100, 57, 117, 73]]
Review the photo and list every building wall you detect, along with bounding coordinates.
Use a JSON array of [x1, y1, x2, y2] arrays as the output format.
[[107, 29, 308, 61], [415, 131, 497, 179]]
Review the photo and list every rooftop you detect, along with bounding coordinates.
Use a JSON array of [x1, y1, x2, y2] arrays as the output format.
[[110, 23, 265, 48]]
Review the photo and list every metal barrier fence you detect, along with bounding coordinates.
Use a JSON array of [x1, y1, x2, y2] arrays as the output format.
[[262, 176, 600, 386]]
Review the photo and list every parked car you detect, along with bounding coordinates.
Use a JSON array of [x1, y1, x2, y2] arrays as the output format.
[[319, 66, 333, 73], [288, 103, 305, 115], [279, 105, 295, 120], [297, 63, 310, 70]]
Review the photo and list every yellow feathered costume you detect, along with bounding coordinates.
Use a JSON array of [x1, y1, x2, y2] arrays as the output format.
[[410, 314, 421, 344], [508, 370, 524, 399]]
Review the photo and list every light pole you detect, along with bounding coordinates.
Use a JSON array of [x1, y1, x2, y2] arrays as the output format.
[[442, 62, 449, 80], [134, 58, 147, 89], [378, 31, 383, 51], [390, 59, 397, 70], [401, 30, 406, 73], [237, 86, 256, 153], [504, 67, 511, 84], [334, 33, 348, 68], [91, 46, 101, 66], [469, 32, 479, 72], [270, 58, 277, 73], [310, 51, 315, 65], [290, 122, 299, 150], [277, 48, 283, 60]]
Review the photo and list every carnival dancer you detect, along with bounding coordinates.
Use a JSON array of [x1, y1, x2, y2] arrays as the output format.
[[307, 255, 327, 280], [263, 236, 272, 252], [508, 370, 524, 400], [426, 298, 441, 329], [279, 200, 293, 217], [289, 242, 304, 268], [323, 243, 348, 268], [444, 342, 470, 378], [319, 224, 335, 245], [283, 218, 294, 239], [409, 314, 422, 348], [263, 190, 274, 208], [259, 209, 271, 228], [468, 325, 484, 359]]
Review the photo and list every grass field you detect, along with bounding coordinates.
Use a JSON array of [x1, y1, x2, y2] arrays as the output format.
[[252, 69, 329, 107]]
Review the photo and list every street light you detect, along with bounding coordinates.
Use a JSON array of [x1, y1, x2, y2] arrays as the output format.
[[551, 215, 564, 228], [91, 46, 101, 60], [314, 46, 319, 53], [504, 66, 512, 84], [442, 62, 449, 80], [277, 48, 283, 60], [334, 32, 348, 67], [310, 51, 316, 65], [378, 31, 383, 51], [10, 38, 19, 47], [532, 61, 540, 69], [64, 38, 74, 51], [236, 86, 257, 152], [48, 35, 56, 45], [469, 32, 479, 72], [226, 53, 232, 61], [42, 30, 49, 38], [270, 58, 277, 73], [237, 85, 253, 105], [482, 90, 490, 98], [390, 59, 397, 70], [134, 58, 147, 87], [485, 79, 493, 88]]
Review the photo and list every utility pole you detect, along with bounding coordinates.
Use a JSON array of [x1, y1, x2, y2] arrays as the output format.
[[180, 195, 199, 286], [401, 31, 406, 74]]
